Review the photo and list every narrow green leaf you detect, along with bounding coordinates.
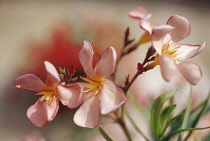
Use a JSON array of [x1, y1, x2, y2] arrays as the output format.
[[160, 104, 176, 134], [125, 110, 149, 141], [99, 127, 113, 141], [162, 126, 210, 141], [160, 104, 176, 127], [184, 93, 210, 141], [150, 89, 178, 140], [163, 110, 185, 136], [179, 86, 192, 141]]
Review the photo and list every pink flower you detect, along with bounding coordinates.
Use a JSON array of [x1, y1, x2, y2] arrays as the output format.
[[74, 41, 126, 128], [152, 15, 205, 85], [14, 61, 82, 127]]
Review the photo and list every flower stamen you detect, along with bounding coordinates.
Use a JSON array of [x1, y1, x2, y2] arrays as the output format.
[[36, 86, 56, 103]]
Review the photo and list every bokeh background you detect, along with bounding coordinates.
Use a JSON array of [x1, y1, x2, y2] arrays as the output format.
[[0, 0, 209, 140]]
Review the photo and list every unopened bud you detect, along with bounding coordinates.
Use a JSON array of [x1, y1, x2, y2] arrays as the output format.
[[137, 63, 143, 71]]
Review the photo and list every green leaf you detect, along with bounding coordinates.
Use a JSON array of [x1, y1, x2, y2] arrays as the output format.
[[160, 104, 176, 135], [184, 93, 210, 141], [162, 126, 210, 141], [163, 110, 185, 136], [160, 104, 176, 127], [150, 89, 178, 140], [178, 86, 193, 141], [99, 127, 113, 141]]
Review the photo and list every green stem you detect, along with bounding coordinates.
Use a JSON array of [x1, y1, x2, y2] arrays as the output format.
[[117, 117, 132, 141]]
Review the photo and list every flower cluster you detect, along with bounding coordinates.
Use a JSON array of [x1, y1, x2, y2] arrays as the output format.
[[14, 5, 209, 141]]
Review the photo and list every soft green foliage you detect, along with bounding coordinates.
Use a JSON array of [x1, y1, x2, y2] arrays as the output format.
[[150, 89, 178, 140], [178, 87, 192, 141]]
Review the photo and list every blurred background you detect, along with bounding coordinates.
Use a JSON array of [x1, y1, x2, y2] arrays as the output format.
[[0, 0, 209, 141]]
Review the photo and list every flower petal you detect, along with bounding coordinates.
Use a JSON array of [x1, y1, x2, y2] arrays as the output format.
[[99, 79, 126, 115], [139, 13, 152, 34], [14, 74, 45, 92], [74, 95, 100, 128], [27, 98, 59, 127], [96, 47, 117, 78], [57, 84, 83, 108], [27, 98, 48, 127], [177, 62, 202, 85], [167, 15, 191, 42], [175, 42, 206, 60], [152, 25, 174, 54], [43, 98, 59, 121], [44, 61, 60, 86], [159, 55, 178, 82], [128, 6, 148, 20], [79, 41, 95, 76]]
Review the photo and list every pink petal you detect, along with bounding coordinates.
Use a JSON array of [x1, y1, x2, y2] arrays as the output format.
[[96, 47, 117, 78], [44, 61, 60, 86], [167, 15, 191, 43], [43, 98, 59, 121], [177, 62, 202, 85], [193, 41, 206, 57], [99, 79, 126, 115], [27, 98, 48, 127], [175, 42, 206, 60], [139, 13, 152, 34], [14, 74, 45, 92], [27, 98, 59, 127], [159, 55, 178, 82], [79, 41, 95, 76], [74, 95, 100, 128], [128, 6, 148, 20], [57, 84, 83, 108], [152, 25, 174, 54]]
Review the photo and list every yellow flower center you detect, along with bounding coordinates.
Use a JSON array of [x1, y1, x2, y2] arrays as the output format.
[[82, 76, 104, 95], [162, 43, 178, 59], [37, 86, 57, 103]]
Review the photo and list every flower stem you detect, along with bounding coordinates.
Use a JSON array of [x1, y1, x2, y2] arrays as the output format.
[[117, 117, 132, 141]]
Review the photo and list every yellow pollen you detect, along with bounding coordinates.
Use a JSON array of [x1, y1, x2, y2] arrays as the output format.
[[82, 76, 104, 95], [162, 43, 179, 59], [36, 86, 56, 103]]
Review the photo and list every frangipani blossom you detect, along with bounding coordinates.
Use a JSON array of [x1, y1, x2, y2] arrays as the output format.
[[14, 61, 82, 127], [152, 15, 205, 85], [74, 41, 126, 128]]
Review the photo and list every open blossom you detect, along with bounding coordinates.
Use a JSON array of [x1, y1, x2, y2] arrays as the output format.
[[152, 15, 205, 85], [14, 61, 82, 127], [74, 41, 126, 128]]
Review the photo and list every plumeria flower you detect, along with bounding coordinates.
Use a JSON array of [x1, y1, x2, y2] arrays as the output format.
[[152, 15, 205, 85], [74, 41, 126, 128], [14, 61, 82, 127]]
